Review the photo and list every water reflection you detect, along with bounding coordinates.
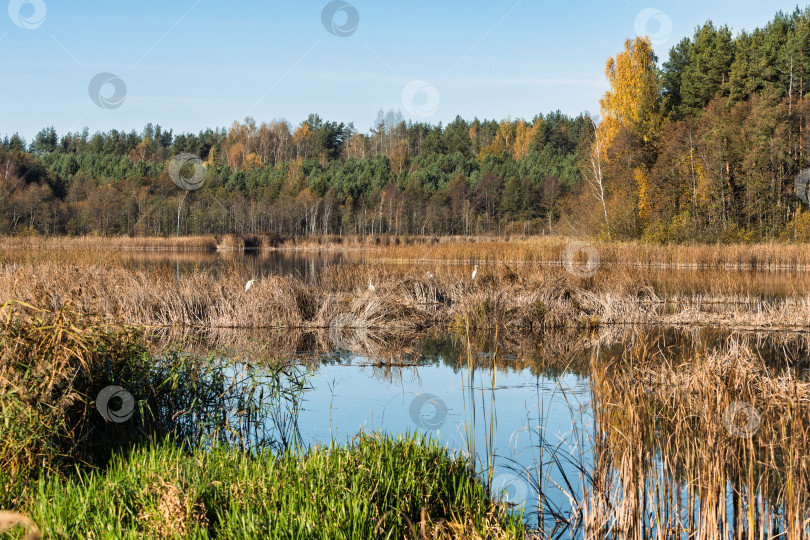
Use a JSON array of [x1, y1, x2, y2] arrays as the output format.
[[163, 325, 810, 535], [297, 354, 592, 529], [122, 250, 353, 283], [589, 334, 810, 538]]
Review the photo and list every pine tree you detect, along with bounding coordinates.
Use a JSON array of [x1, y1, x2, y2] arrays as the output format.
[[680, 22, 734, 116], [662, 38, 692, 119]]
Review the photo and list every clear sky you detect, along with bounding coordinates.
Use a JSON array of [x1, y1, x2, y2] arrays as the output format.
[[0, 0, 804, 140]]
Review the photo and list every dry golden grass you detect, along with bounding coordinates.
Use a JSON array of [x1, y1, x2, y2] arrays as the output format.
[[588, 337, 810, 538], [2, 254, 810, 333], [7, 234, 810, 269], [0, 235, 219, 252], [320, 235, 810, 270], [0, 511, 41, 540]]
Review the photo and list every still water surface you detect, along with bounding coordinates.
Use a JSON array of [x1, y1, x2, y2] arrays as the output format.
[[299, 355, 592, 523]]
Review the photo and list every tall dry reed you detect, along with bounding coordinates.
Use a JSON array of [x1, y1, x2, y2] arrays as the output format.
[[584, 336, 810, 538], [8, 234, 810, 269], [2, 257, 810, 332]]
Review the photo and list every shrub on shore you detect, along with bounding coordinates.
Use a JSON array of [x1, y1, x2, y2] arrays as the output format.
[[0, 301, 153, 500]]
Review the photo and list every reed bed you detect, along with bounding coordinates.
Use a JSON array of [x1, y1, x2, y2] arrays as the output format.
[[0, 302, 306, 508], [370, 237, 810, 270], [287, 234, 810, 269], [8, 243, 810, 298], [2, 257, 810, 334], [581, 337, 810, 539], [0, 301, 152, 490], [7, 234, 810, 269], [0, 235, 219, 252]]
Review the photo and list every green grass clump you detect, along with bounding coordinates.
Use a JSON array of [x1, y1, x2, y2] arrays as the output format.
[[23, 434, 524, 539]]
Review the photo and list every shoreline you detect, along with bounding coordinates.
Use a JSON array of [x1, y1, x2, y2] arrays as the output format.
[[6, 234, 810, 271]]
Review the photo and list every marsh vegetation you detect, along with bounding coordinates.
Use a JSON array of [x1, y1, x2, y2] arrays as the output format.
[[4, 1, 810, 538], [2, 243, 810, 538]]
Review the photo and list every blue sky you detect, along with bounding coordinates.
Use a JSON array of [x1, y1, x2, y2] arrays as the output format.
[[0, 0, 804, 140]]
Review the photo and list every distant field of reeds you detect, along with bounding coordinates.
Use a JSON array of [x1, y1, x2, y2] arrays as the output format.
[[7, 234, 810, 269], [10, 233, 810, 269], [0, 235, 220, 251], [370, 236, 810, 270]]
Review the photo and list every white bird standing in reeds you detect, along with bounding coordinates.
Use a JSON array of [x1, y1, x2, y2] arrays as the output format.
[[368, 278, 375, 292], [471, 265, 478, 281], [245, 279, 255, 293]]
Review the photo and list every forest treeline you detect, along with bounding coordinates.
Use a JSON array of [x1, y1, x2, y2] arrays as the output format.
[[1, 7, 810, 243]]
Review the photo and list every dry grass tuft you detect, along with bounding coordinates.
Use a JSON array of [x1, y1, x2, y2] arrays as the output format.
[[586, 337, 810, 538], [0, 511, 42, 540], [138, 481, 209, 539]]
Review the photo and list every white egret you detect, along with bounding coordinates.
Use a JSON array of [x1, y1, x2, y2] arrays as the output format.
[[368, 278, 376, 292], [471, 265, 478, 281], [245, 279, 255, 293]]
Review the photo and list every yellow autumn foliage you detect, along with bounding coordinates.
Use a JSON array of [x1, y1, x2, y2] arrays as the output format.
[[599, 37, 662, 152]]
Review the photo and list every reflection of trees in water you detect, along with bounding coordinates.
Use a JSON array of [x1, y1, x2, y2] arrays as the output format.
[[122, 249, 353, 283]]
